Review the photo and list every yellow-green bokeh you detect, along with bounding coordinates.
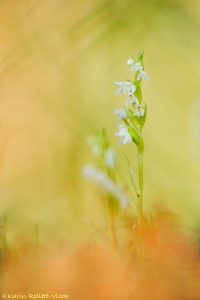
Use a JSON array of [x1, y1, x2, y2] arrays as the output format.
[[0, 0, 200, 246]]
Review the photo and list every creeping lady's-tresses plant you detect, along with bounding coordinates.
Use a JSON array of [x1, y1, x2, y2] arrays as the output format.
[[114, 51, 148, 219], [82, 52, 149, 245]]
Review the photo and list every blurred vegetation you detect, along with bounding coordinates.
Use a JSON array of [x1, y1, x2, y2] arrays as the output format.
[[0, 0, 200, 248]]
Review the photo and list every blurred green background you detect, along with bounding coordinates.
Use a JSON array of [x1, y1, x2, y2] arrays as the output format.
[[1, 0, 200, 247]]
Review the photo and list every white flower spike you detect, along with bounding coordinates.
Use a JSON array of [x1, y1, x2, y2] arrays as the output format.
[[114, 52, 148, 145], [114, 51, 149, 218]]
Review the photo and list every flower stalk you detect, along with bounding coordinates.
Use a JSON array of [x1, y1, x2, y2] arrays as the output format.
[[82, 51, 149, 247], [114, 51, 149, 221], [137, 139, 144, 219]]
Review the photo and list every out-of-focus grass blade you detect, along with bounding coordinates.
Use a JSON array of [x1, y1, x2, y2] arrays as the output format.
[[125, 155, 139, 198], [66, 0, 112, 35]]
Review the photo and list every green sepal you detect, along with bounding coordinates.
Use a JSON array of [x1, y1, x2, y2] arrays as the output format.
[[127, 125, 140, 145], [125, 108, 136, 124], [134, 83, 142, 102], [137, 51, 144, 71], [137, 51, 144, 64]]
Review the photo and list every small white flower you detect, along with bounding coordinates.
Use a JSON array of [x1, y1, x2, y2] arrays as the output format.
[[114, 81, 136, 95], [82, 164, 98, 178], [82, 165, 129, 208], [115, 124, 132, 144], [137, 70, 149, 81], [131, 62, 143, 72], [128, 84, 136, 95], [133, 103, 145, 118], [125, 95, 139, 106], [114, 108, 127, 120], [127, 57, 134, 65], [125, 95, 133, 105], [105, 148, 116, 168]]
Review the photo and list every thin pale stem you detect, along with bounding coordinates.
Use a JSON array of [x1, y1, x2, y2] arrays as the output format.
[[105, 195, 118, 249], [137, 139, 144, 219]]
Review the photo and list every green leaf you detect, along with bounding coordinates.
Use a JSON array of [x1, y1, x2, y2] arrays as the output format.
[[128, 126, 140, 145]]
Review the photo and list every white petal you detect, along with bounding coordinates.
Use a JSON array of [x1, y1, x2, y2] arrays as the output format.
[[114, 108, 127, 120], [105, 148, 116, 168], [82, 165, 129, 208], [115, 128, 127, 136], [128, 85, 136, 95], [124, 134, 132, 144], [115, 124, 132, 144], [137, 71, 149, 81], [114, 81, 136, 95], [132, 62, 143, 72], [127, 57, 134, 65], [125, 96, 133, 105], [114, 81, 123, 86]]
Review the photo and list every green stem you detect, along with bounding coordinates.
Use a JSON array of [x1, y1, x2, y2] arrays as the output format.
[[137, 139, 144, 219]]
